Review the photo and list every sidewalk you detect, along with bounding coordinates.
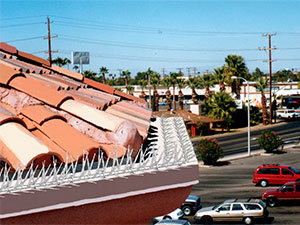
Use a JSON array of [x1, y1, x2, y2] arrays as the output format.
[[191, 120, 288, 142]]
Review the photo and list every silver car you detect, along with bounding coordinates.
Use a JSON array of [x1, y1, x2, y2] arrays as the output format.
[[194, 199, 269, 225]]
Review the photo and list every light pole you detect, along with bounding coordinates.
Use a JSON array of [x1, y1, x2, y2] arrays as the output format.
[[232, 76, 251, 156]]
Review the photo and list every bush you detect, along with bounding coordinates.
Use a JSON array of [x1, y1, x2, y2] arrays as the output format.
[[258, 129, 283, 153], [195, 138, 223, 165]]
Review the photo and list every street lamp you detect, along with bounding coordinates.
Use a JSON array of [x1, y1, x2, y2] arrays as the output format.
[[232, 76, 251, 156]]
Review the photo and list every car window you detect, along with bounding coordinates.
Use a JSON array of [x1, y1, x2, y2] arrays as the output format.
[[282, 168, 293, 175], [284, 185, 294, 192], [289, 167, 300, 174], [232, 204, 243, 211], [218, 204, 231, 211], [296, 185, 300, 192], [257, 168, 269, 174], [244, 204, 261, 210], [270, 168, 280, 174]]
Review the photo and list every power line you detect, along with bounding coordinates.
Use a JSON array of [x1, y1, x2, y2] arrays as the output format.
[[4, 36, 44, 43], [0, 15, 46, 21], [0, 22, 44, 28]]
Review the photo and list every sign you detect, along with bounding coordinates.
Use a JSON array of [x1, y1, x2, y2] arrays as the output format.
[[72, 51, 90, 64]]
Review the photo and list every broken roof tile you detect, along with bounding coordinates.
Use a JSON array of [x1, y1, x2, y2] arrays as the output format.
[[51, 65, 83, 81]]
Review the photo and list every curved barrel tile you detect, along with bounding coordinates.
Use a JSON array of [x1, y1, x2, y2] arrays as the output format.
[[0, 63, 25, 85], [51, 65, 83, 81], [9, 76, 73, 107], [0, 122, 51, 170]]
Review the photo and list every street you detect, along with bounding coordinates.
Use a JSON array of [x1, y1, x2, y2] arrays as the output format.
[[192, 120, 300, 156], [186, 147, 300, 225]]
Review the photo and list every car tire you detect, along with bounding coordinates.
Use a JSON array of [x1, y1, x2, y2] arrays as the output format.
[[200, 216, 213, 224], [182, 206, 193, 216], [260, 180, 268, 187], [163, 216, 171, 220], [243, 216, 253, 225], [267, 197, 277, 207]]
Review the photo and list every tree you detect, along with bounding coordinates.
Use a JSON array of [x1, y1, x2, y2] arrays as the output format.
[[177, 78, 186, 110], [121, 70, 131, 93], [214, 67, 226, 92], [99, 67, 109, 84], [250, 67, 264, 81], [170, 72, 179, 110], [150, 72, 160, 111], [187, 77, 200, 104], [162, 76, 172, 111], [82, 70, 97, 81], [138, 79, 148, 100], [52, 57, 71, 68], [199, 73, 215, 100], [224, 55, 248, 99], [125, 85, 134, 95], [256, 76, 269, 125], [202, 92, 237, 131]]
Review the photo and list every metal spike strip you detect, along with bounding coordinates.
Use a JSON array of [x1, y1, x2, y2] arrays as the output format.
[[0, 117, 196, 195]]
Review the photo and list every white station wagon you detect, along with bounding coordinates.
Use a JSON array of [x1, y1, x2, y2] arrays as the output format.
[[194, 199, 269, 225]]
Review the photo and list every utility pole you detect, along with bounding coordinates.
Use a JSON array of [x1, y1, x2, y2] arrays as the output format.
[[186, 67, 191, 77], [162, 68, 166, 79], [259, 33, 276, 124], [44, 16, 57, 65], [176, 68, 183, 76], [193, 67, 197, 77]]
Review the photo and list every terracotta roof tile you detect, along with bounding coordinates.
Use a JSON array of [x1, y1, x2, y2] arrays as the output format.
[[42, 74, 80, 90], [28, 73, 69, 90], [0, 122, 51, 170], [83, 77, 115, 95], [78, 88, 119, 103], [0, 105, 24, 126], [0, 42, 17, 55], [116, 101, 152, 120], [51, 65, 83, 81], [1, 57, 44, 74], [99, 144, 127, 159], [9, 76, 73, 107], [110, 103, 151, 121], [0, 59, 22, 72], [36, 118, 100, 160], [18, 50, 50, 67], [114, 90, 146, 104], [20, 105, 66, 125], [0, 63, 25, 85]]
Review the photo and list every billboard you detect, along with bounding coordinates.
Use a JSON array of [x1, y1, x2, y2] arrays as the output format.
[[72, 51, 90, 64]]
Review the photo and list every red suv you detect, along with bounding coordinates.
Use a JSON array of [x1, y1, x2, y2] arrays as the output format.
[[253, 164, 300, 187], [262, 181, 300, 207]]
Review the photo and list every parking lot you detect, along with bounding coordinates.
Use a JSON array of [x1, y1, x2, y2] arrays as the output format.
[[186, 147, 300, 224]]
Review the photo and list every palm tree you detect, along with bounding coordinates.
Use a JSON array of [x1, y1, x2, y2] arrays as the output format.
[[52, 57, 71, 68], [99, 67, 109, 84], [170, 72, 179, 110], [150, 72, 160, 111], [162, 76, 172, 111], [187, 77, 200, 104], [121, 70, 131, 93], [202, 92, 237, 131], [199, 73, 215, 100], [138, 80, 148, 100], [125, 85, 134, 95], [83, 70, 97, 81], [214, 67, 226, 92], [256, 76, 269, 125], [224, 55, 248, 99], [177, 78, 186, 110], [64, 58, 71, 69]]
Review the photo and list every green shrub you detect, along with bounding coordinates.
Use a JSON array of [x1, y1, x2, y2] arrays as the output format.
[[258, 129, 283, 153], [196, 138, 223, 165]]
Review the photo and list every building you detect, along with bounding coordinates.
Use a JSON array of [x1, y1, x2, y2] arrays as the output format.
[[0, 42, 199, 224]]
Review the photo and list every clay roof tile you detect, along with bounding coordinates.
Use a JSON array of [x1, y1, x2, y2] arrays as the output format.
[[51, 65, 83, 81], [0, 63, 25, 85], [83, 77, 115, 95], [17, 50, 50, 67], [0, 42, 17, 55]]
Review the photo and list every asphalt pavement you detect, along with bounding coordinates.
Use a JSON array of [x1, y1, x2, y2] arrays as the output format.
[[192, 120, 300, 156], [187, 146, 300, 225]]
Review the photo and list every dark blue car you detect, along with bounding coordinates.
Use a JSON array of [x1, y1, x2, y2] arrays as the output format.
[[180, 195, 202, 216]]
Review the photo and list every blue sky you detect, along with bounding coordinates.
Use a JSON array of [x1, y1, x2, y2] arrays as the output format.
[[1, 0, 299, 76]]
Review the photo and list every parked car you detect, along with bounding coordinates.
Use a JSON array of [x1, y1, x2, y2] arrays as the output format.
[[277, 109, 300, 119], [194, 198, 269, 225], [156, 219, 191, 225], [262, 181, 300, 207], [153, 208, 183, 223], [180, 195, 202, 216], [253, 164, 300, 187]]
